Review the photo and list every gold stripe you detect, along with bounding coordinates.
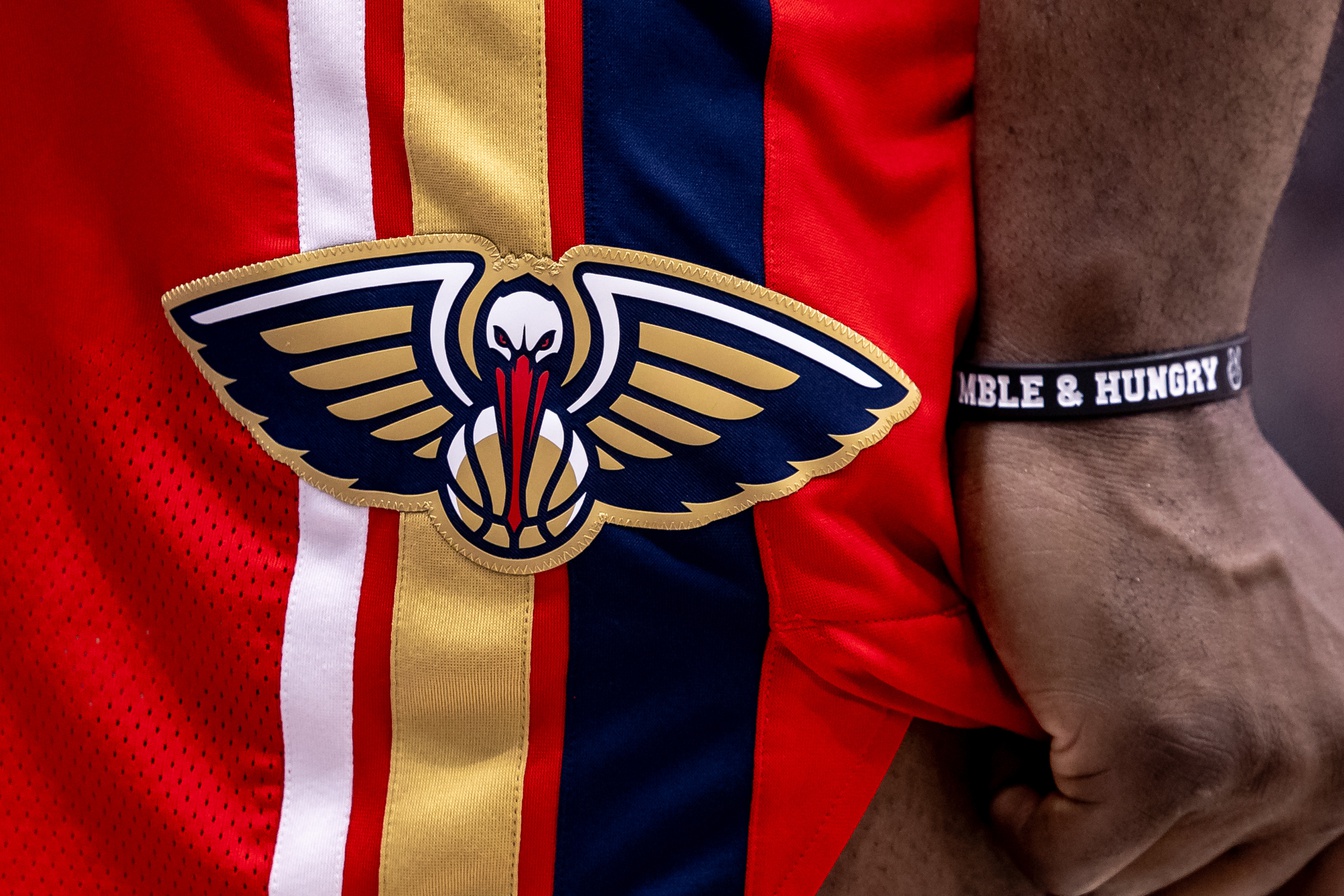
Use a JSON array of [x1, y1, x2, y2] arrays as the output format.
[[291, 346, 418, 390], [383, 515, 534, 896], [386, 0, 550, 891], [611, 394, 719, 447], [404, 0, 550, 256], [628, 362, 765, 421], [263, 306, 414, 354], [587, 416, 673, 460], [372, 406, 453, 442], [639, 323, 799, 391], [328, 381, 433, 421]]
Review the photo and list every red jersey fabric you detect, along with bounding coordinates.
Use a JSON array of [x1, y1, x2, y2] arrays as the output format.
[[1, 4, 298, 891], [0, 1, 1036, 894]]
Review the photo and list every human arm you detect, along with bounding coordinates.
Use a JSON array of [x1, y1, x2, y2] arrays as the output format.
[[961, 2, 1344, 895]]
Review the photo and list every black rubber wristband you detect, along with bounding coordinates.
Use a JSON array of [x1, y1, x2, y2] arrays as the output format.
[[953, 335, 1251, 420]]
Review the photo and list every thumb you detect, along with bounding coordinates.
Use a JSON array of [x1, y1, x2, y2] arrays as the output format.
[[990, 783, 1175, 896]]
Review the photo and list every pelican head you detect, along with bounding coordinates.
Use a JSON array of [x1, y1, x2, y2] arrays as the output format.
[[485, 290, 564, 365]]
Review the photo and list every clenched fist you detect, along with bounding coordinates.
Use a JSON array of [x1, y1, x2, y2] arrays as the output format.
[[955, 398, 1344, 895]]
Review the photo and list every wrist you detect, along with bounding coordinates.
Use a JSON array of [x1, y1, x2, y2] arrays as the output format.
[[950, 396, 1276, 681], [953, 394, 1265, 491]]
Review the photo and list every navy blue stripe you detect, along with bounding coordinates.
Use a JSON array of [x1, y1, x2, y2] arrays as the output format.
[[554, 2, 772, 894], [580, 0, 770, 283]]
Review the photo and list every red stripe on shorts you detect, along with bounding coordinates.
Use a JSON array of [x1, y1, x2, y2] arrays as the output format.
[[342, 1, 415, 890], [367, 0, 414, 241], [342, 509, 400, 896], [517, 3, 584, 888]]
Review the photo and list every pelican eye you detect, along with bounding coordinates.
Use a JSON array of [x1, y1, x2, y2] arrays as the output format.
[[536, 331, 554, 351], [494, 326, 509, 348]]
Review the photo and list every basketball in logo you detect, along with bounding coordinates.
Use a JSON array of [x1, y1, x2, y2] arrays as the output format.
[[438, 282, 594, 554], [445, 406, 592, 554]]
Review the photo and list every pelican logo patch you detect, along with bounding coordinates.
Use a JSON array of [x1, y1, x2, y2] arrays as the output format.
[[164, 235, 919, 573]]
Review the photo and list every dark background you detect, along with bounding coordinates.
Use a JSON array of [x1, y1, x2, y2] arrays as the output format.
[[1252, 17, 1344, 522]]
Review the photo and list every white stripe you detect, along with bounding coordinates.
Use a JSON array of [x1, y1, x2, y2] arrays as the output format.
[[271, 487, 369, 896], [271, 0, 376, 894], [289, 0, 375, 252], [192, 263, 475, 324]]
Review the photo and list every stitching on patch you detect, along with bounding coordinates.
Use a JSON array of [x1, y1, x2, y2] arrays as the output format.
[[271, 480, 303, 879], [288, 0, 307, 246], [378, 513, 409, 894], [354, 4, 374, 234], [509, 573, 535, 895], [533, 0, 550, 257]]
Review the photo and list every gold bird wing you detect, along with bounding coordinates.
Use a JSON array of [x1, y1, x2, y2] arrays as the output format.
[[163, 244, 491, 509], [555, 251, 919, 528]]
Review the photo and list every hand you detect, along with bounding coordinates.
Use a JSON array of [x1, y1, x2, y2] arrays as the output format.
[[953, 397, 1344, 895]]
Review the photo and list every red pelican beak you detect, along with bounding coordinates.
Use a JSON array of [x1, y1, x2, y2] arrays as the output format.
[[495, 354, 550, 534]]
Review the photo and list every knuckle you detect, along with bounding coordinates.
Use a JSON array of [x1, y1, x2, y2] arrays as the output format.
[[1133, 700, 1344, 820], [1132, 700, 1274, 801]]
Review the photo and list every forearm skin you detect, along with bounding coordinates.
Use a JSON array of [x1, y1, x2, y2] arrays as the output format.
[[973, 0, 1341, 363]]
